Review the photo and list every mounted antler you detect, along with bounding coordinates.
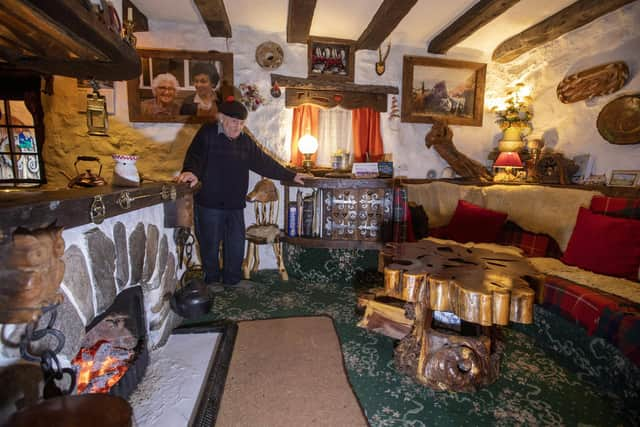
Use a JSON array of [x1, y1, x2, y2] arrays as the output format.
[[375, 43, 391, 76]]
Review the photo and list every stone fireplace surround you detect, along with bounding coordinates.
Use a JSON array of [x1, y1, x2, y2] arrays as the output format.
[[0, 202, 185, 420]]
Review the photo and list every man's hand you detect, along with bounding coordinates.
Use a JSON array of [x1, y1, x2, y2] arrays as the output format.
[[293, 173, 312, 185], [176, 171, 199, 188]]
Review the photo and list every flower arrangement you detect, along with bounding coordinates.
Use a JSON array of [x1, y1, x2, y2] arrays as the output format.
[[239, 83, 265, 111], [491, 83, 533, 133]]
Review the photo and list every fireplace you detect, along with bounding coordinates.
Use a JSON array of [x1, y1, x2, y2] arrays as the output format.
[[72, 286, 148, 399], [0, 203, 184, 423]]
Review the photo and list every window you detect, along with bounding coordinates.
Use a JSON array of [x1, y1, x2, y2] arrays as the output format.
[[0, 97, 44, 186]]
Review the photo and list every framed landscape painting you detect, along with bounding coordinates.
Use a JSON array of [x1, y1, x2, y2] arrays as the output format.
[[401, 56, 486, 126], [127, 49, 233, 123]]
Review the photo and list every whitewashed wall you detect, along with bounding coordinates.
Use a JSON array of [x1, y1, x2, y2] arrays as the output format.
[[41, 1, 640, 269]]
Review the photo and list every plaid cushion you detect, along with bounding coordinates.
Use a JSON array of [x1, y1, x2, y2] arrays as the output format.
[[540, 275, 640, 366], [497, 221, 563, 258], [590, 196, 640, 219]]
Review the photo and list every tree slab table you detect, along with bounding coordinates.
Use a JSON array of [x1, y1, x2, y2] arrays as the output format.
[[358, 239, 541, 392]]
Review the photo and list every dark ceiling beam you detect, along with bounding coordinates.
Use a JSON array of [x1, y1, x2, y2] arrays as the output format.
[[492, 0, 636, 63], [428, 0, 521, 54], [356, 0, 418, 50], [287, 0, 317, 43], [194, 0, 232, 38], [122, 0, 148, 32]]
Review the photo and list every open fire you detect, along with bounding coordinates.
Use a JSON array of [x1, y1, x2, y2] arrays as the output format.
[[71, 287, 148, 399]]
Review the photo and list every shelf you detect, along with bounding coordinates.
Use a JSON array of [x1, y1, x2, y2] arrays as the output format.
[[281, 177, 393, 190], [0, 0, 141, 80], [282, 236, 383, 250]]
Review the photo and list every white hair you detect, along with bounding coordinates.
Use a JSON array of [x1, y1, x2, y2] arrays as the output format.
[[150, 73, 179, 96]]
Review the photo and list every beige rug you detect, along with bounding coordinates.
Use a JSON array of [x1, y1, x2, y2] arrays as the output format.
[[216, 316, 368, 427]]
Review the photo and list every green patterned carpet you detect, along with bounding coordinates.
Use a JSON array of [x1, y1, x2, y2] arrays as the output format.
[[183, 267, 640, 427]]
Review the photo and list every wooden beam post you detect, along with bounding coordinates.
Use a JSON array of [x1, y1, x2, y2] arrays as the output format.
[[492, 0, 636, 63], [287, 0, 317, 43], [356, 0, 418, 50], [428, 0, 521, 55], [194, 0, 232, 38]]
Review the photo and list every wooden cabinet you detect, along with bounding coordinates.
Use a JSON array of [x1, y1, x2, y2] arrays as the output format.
[[281, 177, 394, 249]]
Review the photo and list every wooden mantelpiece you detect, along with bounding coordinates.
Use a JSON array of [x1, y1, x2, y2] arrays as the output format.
[[0, 183, 193, 243], [271, 74, 398, 112]]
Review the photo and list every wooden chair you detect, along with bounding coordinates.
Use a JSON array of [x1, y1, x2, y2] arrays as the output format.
[[242, 178, 288, 281]]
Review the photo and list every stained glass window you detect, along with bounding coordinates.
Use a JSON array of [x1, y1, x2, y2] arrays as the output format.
[[0, 98, 43, 187]]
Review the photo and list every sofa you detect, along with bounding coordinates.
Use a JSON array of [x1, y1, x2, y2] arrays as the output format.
[[403, 181, 640, 398]]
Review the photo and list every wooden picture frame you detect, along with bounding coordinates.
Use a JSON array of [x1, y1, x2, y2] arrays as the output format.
[[127, 49, 233, 123], [307, 37, 355, 82], [608, 170, 640, 187], [401, 56, 486, 126]]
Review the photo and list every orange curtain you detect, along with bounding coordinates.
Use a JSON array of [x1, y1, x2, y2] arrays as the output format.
[[351, 108, 384, 162], [290, 105, 319, 167]]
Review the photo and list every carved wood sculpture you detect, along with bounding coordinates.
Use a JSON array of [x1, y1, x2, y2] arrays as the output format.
[[359, 239, 539, 392], [242, 178, 288, 281], [0, 226, 65, 323], [557, 61, 629, 104], [425, 120, 493, 182]]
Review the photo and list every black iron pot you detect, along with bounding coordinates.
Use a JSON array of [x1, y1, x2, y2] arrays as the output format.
[[170, 277, 213, 318]]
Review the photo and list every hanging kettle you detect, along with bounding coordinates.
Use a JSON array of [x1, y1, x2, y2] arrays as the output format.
[[170, 266, 213, 318]]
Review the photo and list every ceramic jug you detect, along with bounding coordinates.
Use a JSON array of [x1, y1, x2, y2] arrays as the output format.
[[112, 154, 140, 187]]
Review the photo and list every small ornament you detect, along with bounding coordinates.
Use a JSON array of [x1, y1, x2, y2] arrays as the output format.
[[255, 41, 284, 70], [239, 83, 266, 111], [389, 95, 400, 132], [271, 81, 281, 98], [375, 43, 390, 76]]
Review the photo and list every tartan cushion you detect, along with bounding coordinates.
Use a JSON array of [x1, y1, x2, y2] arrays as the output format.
[[590, 195, 640, 219], [540, 275, 640, 365], [497, 221, 563, 258]]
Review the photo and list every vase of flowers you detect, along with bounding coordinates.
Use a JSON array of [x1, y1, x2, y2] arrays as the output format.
[[492, 84, 533, 152]]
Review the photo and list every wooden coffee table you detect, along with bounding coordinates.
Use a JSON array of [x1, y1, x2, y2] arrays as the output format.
[[359, 239, 541, 392]]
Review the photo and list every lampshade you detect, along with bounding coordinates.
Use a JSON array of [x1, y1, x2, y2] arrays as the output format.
[[298, 134, 318, 155], [494, 151, 523, 168]]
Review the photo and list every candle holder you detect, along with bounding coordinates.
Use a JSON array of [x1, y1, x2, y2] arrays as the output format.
[[121, 8, 137, 47]]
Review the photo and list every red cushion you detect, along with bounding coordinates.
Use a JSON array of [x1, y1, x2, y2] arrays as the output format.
[[590, 195, 640, 219], [562, 207, 640, 281], [446, 200, 508, 243]]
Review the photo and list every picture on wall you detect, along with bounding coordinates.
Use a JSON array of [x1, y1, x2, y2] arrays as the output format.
[[307, 37, 355, 82], [127, 49, 233, 123], [401, 56, 486, 126]]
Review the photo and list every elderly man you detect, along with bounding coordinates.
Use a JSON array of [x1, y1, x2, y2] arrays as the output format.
[[141, 73, 180, 118], [177, 97, 306, 286]]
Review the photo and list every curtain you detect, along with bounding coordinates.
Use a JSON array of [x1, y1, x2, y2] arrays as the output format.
[[317, 106, 352, 167], [290, 104, 319, 167], [351, 107, 384, 162]]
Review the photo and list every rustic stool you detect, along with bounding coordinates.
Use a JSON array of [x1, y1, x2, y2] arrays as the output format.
[[242, 178, 288, 281]]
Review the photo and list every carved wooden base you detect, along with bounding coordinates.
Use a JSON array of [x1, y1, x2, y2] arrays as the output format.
[[395, 321, 502, 392]]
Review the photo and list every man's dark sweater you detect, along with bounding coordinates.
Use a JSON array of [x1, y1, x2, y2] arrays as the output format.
[[182, 122, 296, 209]]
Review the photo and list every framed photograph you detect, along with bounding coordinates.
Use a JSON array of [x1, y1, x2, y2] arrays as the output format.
[[401, 56, 486, 126], [571, 154, 594, 184], [307, 37, 355, 82], [127, 49, 233, 123], [608, 170, 640, 187]]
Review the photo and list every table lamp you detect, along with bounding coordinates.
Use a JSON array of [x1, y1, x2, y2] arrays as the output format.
[[298, 134, 318, 171], [493, 151, 523, 181]]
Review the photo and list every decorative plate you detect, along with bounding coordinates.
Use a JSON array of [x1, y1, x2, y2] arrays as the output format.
[[596, 94, 640, 145], [255, 41, 284, 70]]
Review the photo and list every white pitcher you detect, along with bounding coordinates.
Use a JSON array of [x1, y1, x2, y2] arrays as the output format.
[[112, 154, 140, 187]]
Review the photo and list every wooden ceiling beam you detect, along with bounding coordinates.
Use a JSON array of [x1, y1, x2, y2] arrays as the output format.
[[356, 0, 418, 50], [428, 0, 521, 55], [287, 0, 317, 43], [492, 0, 636, 63], [194, 0, 232, 38]]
